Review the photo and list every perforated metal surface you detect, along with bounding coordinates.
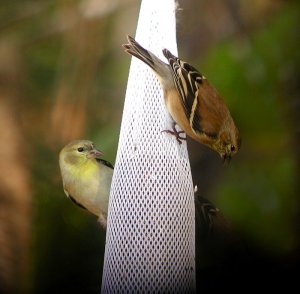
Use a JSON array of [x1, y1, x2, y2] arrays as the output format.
[[101, 0, 196, 292]]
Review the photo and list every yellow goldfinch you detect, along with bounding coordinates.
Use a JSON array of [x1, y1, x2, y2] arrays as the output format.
[[59, 140, 113, 228], [58, 142, 238, 256], [123, 35, 241, 162]]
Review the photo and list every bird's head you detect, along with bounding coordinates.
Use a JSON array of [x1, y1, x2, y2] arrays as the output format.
[[216, 125, 241, 164], [59, 140, 103, 167]]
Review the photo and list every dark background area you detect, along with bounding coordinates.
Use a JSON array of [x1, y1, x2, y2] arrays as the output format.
[[0, 0, 299, 292]]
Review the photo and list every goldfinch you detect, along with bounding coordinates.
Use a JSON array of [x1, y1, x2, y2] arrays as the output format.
[[123, 35, 241, 162], [58, 142, 238, 251], [59, 140, 114, 228], [194, 186, 242, 277]]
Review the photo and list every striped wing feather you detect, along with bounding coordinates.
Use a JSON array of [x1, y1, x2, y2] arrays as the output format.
[[163, 49, 224, 138]]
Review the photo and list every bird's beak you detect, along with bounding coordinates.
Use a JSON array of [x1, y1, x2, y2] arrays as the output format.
[[222, 154, 231, 165], [87, 148, 103, 159]]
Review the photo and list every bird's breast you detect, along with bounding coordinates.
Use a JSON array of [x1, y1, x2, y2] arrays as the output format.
[[64, 161, 111, 217], [164, 88, 199, 140]]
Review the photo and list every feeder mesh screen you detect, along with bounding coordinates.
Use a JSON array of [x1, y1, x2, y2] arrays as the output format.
[[101, 0, 196, 292]]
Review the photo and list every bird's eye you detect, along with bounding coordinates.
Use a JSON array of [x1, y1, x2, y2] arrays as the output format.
[[230, 145, 235, 152], [77, 147, 84, 152]]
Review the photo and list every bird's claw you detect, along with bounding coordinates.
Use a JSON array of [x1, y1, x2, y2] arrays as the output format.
[[161, 127, 187, 144]]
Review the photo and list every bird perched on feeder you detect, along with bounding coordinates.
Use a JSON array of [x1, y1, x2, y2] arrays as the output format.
[[123, 35, 241, 162], [59, 143, 241, 263], [194, 185, 237, 246], [194, 186, 243, 285], [59, 140, 114, 228]]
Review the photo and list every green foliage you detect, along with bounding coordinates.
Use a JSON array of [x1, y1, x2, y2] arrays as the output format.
[[200, 2, 300, 253]]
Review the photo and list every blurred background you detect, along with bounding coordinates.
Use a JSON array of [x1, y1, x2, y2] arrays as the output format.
[[0, 0, 299, 292]]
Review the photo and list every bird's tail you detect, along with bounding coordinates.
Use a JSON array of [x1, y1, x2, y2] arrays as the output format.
[[123, 35, 167, 75]]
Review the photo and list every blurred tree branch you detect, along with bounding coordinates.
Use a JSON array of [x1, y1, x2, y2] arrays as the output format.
[[0, 40, 31, 294]]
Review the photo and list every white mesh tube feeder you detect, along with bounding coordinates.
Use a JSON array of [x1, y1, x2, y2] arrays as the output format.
[[101, 0, 196, 292]]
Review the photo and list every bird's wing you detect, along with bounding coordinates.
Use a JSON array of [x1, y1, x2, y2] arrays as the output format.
[[163, 49, 204, 132], [194, 194, 243, 272], [65, 191, 87, 211], [163, 49, 220, 137], [195, 196, 219, 240], [96, 158, 114, 169]]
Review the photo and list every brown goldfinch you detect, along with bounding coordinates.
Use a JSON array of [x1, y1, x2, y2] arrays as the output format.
[[123, 35, 241, 162], [59, 140, 114, 228]]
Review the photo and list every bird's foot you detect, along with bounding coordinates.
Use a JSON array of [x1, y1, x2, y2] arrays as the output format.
[[162, 126, 187, 144]]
